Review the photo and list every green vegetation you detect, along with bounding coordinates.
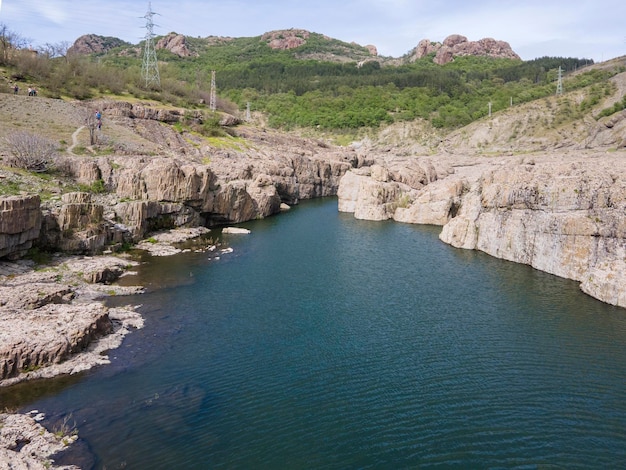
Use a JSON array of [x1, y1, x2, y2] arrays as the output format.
[[1, 23, 622, 135], [77, 179, 107, 194]]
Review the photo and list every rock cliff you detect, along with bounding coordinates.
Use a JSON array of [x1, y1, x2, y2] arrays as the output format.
[[411, 34, 521, 65], [155, 32, 195, 57], [0, 99, 356, 259], [67, 34, 129, 55], [0, 195, 41, 259], [338, 150, 626, 308]]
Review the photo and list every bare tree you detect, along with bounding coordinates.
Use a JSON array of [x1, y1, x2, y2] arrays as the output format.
[[38, 41, 71, 60], [4, 131, 58, 173], [0, 23, 28, 65], [81, 108, 101, 145]]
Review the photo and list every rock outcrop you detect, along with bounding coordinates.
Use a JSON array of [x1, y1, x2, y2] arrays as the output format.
[[0, 195, 41, 260], [338, 151, 626, 308], [156, 32, 195, 57], [0, 103, 355, 260], [68, 34, 129, 55], [439, 155, 626, 307], [1, 412, 79, 470], [411, 35, 521, 65], [262, 29, 311, 50], [0, 256, 143, 385]]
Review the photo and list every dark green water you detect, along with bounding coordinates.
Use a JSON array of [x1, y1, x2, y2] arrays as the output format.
[[6, 198, 626, 469]]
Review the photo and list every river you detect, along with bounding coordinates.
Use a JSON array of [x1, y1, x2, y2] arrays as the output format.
[[5, 197, 626, 468]]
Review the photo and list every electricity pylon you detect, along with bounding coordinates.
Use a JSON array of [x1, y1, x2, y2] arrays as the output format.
[[210, 71, 217, 112], [556, 66, 563, 95], [141, 2, 160, 88]]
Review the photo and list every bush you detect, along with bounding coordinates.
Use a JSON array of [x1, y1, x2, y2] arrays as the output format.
[[4, 131, 58, 172]]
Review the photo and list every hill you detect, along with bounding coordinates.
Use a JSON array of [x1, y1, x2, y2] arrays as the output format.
[[3, 23, 613, 132], [68, 29, 521, 65]]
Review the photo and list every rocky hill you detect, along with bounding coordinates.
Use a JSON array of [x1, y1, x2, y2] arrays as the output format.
[[68, 29, 521, 64], [409, 34, 521, 64], [67, 34, 130, 55]]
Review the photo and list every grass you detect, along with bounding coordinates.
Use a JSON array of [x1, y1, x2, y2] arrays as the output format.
[[0, 179, 21, 195], [206, 134, 251, 151]]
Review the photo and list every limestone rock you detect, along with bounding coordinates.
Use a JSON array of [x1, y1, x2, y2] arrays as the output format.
[[0, 412, 80, 470], [0, 255, 142, 385], [0, 195, 42, 260], [0, 302, 112, 380], [338, 149, 626, 308]]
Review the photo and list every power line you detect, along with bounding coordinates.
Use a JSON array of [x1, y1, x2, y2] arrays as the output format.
[[141, 2, 160, 89]]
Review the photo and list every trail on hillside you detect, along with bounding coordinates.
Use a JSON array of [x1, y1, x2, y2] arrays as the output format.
[[66, 126, 84, 155], [67, 125, 96, 155]]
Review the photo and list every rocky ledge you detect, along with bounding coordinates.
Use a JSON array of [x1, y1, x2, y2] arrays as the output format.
[[337, 149, 626, 308], [0, 255, 144, 387], [0, 411, 79, 470]]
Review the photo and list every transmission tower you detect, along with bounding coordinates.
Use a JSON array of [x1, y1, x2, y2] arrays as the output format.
[[556, 66, 563, 95], [141, 2, 160, 88], [209, 70, 217, 112]]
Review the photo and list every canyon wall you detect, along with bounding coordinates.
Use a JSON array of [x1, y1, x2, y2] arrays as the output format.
[[337, 151, 626, 308], [0, 143, 355, 259]]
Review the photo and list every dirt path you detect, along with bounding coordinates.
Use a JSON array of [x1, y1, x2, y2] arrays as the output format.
[[66, 125, 84, 155]]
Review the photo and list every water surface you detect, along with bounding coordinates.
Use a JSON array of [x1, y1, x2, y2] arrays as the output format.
[[8, 198, 626, 469]]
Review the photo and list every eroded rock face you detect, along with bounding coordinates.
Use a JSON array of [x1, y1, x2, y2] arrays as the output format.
[[338, 151, 626, 308], [439, 157, 626, 306], [0, 255, 141, 383], [0, 195, 42, 260], [0, 303, 112, 380]]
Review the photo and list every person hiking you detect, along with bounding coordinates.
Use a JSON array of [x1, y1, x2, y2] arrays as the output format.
[[13, 85, 18, 94]]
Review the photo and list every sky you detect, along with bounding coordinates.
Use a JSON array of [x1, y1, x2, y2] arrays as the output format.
[[0, 0, 624, 62]]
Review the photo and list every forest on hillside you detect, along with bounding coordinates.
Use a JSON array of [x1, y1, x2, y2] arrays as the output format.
[[1, 24, 623, 131]]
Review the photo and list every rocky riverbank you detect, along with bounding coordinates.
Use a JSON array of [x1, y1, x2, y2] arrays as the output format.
[[0, 254, 142, 469], [0, 254, 144, 387], [0, 411, 80, 470], [2, 62, 626, 467], [0, 226, 221, 468], [337, 148, 626, 308]]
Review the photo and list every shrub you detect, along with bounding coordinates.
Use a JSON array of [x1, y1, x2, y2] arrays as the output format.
[[4, 131, 58, 172]]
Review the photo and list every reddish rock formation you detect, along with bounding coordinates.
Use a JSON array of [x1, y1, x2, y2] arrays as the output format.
[[156, 32, 195, 57], [68, 34, 128, 55], [262, 29, 310, 50], [411, 34, 521, 64]]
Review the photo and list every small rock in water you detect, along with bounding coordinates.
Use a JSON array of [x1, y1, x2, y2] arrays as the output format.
[[222, 227, 251, 234]]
